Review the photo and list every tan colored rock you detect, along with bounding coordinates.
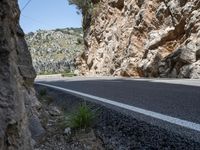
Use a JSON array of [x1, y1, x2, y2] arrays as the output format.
[[76, 0, 200, 78]]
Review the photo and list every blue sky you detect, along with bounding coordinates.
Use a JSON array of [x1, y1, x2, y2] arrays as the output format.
[[18, 0, 82, 33]]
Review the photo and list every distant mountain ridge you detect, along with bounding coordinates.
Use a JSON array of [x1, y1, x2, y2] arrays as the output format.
[[26, 27, 84, 74]]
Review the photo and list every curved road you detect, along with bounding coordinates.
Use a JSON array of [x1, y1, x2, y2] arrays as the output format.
[[36, 77, 200, 141]]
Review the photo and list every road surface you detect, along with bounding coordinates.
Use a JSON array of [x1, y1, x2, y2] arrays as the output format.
[[36, 77, 200, 141]]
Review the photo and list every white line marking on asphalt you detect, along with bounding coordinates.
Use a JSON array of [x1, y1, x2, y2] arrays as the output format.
[[36, 82, 200, 132]]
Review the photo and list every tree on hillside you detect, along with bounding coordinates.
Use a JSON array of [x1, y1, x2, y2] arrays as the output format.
[[68, 0, 93, 15]]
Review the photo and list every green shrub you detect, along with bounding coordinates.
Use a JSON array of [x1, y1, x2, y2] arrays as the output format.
[[68, 104, 95, 129], [38, 71, 55, 75], [61, 72, 76, 77], [64, 68, 71, 73], [68, 0, 102, 32], [68, 0, 93, 15]]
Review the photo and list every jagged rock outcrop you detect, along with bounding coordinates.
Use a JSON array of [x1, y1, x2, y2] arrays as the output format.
[[76, 0, 200, 78], [0, 0, 41, 149], [26, 28, 83, 74]]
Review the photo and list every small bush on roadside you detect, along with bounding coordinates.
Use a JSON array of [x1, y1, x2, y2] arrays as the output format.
[[64, 68, 71, 73], [61, 72, 76, 77], [38, 71, 55, 75], [68, 104, 95, 129]]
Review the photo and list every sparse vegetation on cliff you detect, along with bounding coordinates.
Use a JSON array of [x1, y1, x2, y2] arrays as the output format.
[[68, 0, 102, 31], [26, 28, 84, 74], [68, 0, 93, 15]]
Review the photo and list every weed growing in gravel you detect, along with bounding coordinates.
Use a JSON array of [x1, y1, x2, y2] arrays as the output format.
[[68, 104, 95, 129]]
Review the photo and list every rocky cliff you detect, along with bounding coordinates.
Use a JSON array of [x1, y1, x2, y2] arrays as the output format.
[[26, 28, 83, 74], [76, 0, 200, 78], [0, 0, 39, 149]]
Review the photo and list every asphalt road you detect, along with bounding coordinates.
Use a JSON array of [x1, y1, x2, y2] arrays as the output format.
[[36, 77, 200, 140]]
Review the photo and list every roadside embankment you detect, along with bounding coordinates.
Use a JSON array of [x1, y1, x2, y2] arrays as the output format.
[[35, 85, 200, 150]]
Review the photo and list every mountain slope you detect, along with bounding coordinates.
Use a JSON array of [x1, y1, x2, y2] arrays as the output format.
[[26, 28, 84, 74]]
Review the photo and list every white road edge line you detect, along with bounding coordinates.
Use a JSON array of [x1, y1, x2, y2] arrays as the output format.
[[36, 82, 200, 132]]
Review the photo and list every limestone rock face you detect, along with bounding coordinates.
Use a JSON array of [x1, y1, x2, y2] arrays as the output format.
[[76, 0, 200, 78], [0, 0, 38, 149]]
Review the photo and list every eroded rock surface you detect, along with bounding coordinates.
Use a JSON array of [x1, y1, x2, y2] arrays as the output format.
[[76, 0, 200, 78], [0, 0, 40, 149]]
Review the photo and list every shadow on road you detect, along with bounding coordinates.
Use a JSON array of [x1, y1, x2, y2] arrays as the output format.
[[37, 78, 200, 124]]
